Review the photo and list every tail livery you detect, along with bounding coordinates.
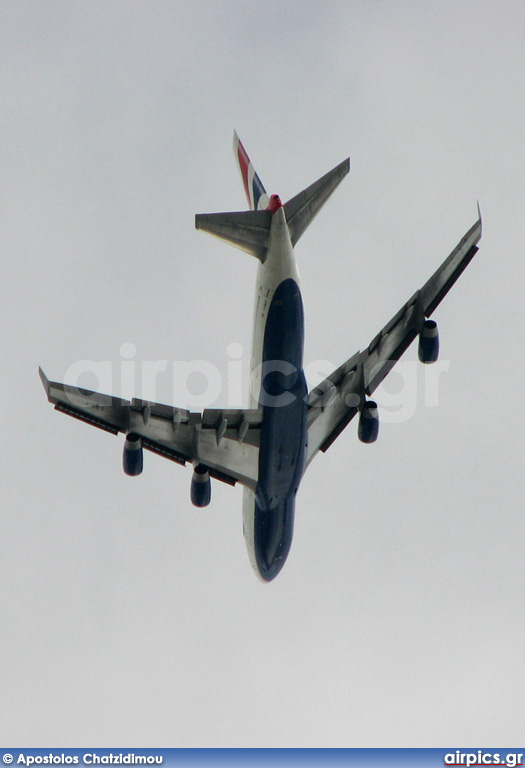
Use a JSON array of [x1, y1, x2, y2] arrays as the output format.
[[195, 132, 350, 262], [233, 130, 270, 211]]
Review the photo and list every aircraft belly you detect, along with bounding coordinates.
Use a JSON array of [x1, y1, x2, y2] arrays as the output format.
[[249, 208, 301, 407], [245, 271, 307, 581], [242, 486, 296, 583], [243, 208, 307, 581]]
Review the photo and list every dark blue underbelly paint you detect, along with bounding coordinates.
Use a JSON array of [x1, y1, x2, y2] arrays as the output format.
[[255, 278, 307, 581]]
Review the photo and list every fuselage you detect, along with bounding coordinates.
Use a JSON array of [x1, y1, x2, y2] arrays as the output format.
[[242, 202, 308, 581]]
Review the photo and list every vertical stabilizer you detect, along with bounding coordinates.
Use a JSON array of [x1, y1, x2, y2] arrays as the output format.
[[233, 131, 270, 211]]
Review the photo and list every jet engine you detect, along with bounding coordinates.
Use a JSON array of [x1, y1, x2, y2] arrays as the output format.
[[190, 464, 212, 507], [123, 433, 144, 476], [358, 400, 379, 443], [418, 319, 440, 364]]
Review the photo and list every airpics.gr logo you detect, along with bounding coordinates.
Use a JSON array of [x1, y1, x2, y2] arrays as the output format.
[[61, 342, 452, 421], [444, 752, 524, 768]]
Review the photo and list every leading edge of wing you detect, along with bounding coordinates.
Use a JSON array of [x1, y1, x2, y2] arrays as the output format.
[[421, 207, 481, 317], [305, 209, 482, 464]]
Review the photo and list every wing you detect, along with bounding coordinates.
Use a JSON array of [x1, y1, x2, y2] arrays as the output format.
[[305, 212, 482, 466], [39, 368, 261, 489]]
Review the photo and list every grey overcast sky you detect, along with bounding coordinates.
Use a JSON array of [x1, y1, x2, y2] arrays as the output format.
[[2, 0, 525, 747]]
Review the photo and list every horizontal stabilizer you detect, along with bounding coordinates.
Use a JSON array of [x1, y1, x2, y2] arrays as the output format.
[[284, 157, 350, 246], [195, 210, 272, 262]]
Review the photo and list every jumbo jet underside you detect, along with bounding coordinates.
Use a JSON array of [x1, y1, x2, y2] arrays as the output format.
[[40, 131, 482, 581]]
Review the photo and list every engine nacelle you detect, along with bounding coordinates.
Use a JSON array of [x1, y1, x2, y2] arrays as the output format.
[[418, 319, 440, 364], [358, 401, 379, 443], [190, 464, 212, 507], [123, 433, 143, 476]]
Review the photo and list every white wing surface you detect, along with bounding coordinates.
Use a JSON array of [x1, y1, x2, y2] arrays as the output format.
[[39, 368, 261, 489]]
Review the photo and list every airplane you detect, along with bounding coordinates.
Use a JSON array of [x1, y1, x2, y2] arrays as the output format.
[[40, 132, 482, 582]]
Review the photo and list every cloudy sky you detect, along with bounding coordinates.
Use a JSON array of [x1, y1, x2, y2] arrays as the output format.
[[2, 0, 525, 747]]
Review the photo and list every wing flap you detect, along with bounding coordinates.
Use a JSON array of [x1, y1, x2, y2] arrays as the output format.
[[54, 402, 121, 435], [139, 437, 190, 467]]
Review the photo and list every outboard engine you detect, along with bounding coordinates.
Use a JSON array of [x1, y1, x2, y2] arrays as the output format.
[[418, 319, 440, 364], [190, 464, 212, 507], [123, 433, 144, 476], [358, 401, 379, 443]]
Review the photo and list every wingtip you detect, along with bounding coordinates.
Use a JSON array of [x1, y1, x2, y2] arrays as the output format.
[[334, 157, 350, 179], [38, 366, 50, 395], [477, 200, 482, 228]]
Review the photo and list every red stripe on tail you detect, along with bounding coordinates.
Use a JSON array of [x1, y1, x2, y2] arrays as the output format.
[[236, 140, 252, 208]]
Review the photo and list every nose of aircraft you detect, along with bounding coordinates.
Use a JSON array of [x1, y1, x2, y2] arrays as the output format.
[[254, 496, 295, 581]]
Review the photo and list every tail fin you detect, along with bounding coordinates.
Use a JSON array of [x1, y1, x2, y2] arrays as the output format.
[[233, 131, 270, 211], [195, 136, 350, 262]]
